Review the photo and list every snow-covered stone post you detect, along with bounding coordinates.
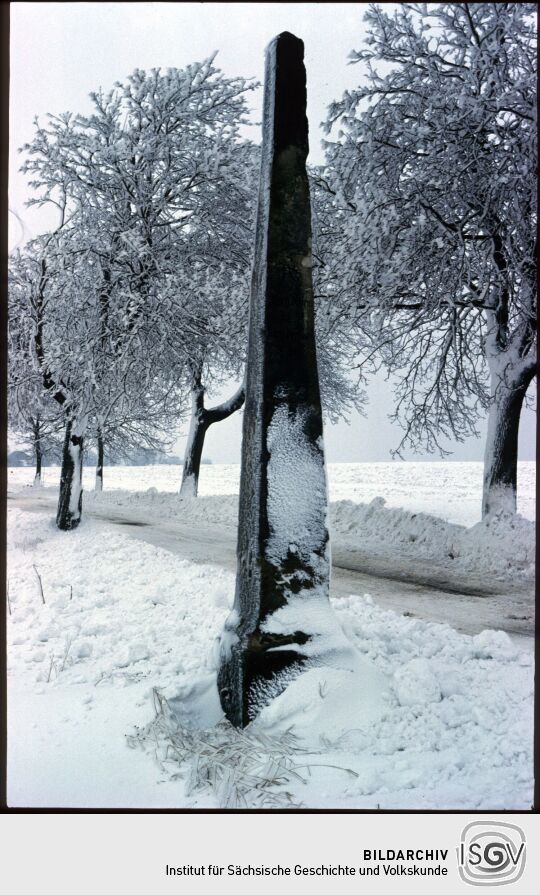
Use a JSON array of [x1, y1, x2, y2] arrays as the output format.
[[217, 32, 332, 727]]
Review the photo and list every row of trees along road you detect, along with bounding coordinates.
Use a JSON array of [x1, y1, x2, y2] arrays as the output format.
[[8, 3, 536, 528], [9, 60, 260, 527], [8, 58, 359, 527]]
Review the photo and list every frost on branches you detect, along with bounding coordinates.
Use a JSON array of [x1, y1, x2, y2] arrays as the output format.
[[11, 57, 259, 526], [324, 2, 536, 516]]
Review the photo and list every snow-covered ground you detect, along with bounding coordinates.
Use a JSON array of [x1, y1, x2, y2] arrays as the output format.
[[8, 459, 536, 526], [7, 506, 533, 809], [6, 462, 535, 809]]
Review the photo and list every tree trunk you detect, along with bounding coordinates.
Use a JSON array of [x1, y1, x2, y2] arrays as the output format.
[[33, 419, 42, 486], [56, 420, 84, 531], [180, 383, 245, 499], [95, 428, 104, 492], [482, 366, 533, 517], [179, 407, 208, 499]]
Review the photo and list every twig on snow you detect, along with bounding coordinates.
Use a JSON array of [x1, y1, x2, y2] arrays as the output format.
[[46, 655, 57, 683], [33, 564, 45, 604]]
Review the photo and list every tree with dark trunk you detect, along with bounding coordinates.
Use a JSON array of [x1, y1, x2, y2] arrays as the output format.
[[180, 363, 245, 498], [32, 416, 42, 485], [324, 3, 536, 516], [9, 241, 88, 530], [95, 426, 104, 492], [15, 59, 258, 519], [34, 253, 87, 530], [8, 255, 64, 489], [482, 368, 534, 517], [56, 419, 84, 530]]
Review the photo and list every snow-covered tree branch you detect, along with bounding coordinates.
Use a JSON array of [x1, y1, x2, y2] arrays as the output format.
[[324, 2, 536, 515]]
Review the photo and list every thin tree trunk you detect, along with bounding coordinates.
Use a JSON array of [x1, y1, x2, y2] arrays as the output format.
[[180, 371, 206, 499], [56, 420, 84, 531], [180, 410, 209, 499], [33, 419, 42, 486], [482, 367, 533, 517], [33, 255, 87, 528], [180, 382, 245, 499], [95, 428, 104, 492]]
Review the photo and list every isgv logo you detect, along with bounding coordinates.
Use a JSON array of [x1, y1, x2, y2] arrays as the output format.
[[458, 822, 526, 886]]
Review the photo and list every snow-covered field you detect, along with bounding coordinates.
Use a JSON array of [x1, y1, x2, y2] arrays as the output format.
[[9, 459, 536, 526], [6, 461, 535, 809]]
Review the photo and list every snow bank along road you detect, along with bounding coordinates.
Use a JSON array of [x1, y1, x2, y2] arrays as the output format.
[[8, 487, 534, 641]]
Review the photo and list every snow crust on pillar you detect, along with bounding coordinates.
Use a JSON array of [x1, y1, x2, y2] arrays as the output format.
[[266, 405, 328, 568], [261, 406, 368, 673]]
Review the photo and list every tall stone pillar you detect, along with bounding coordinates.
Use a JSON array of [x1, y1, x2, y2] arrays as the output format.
[[217, 32, 332, 727]]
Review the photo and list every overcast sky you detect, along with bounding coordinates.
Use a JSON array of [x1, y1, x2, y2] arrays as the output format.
[[9, 2, 535, 463]]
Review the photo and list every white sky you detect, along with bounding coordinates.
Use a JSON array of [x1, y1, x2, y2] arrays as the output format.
[[9, 2, 535, 462]]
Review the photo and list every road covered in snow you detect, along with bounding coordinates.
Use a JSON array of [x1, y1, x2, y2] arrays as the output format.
[[9, 483, 535, 639], [6, 471, 535, 809]]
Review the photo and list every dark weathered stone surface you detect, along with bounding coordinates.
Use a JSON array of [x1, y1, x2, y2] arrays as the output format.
[[217, 32, 330, 727]]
